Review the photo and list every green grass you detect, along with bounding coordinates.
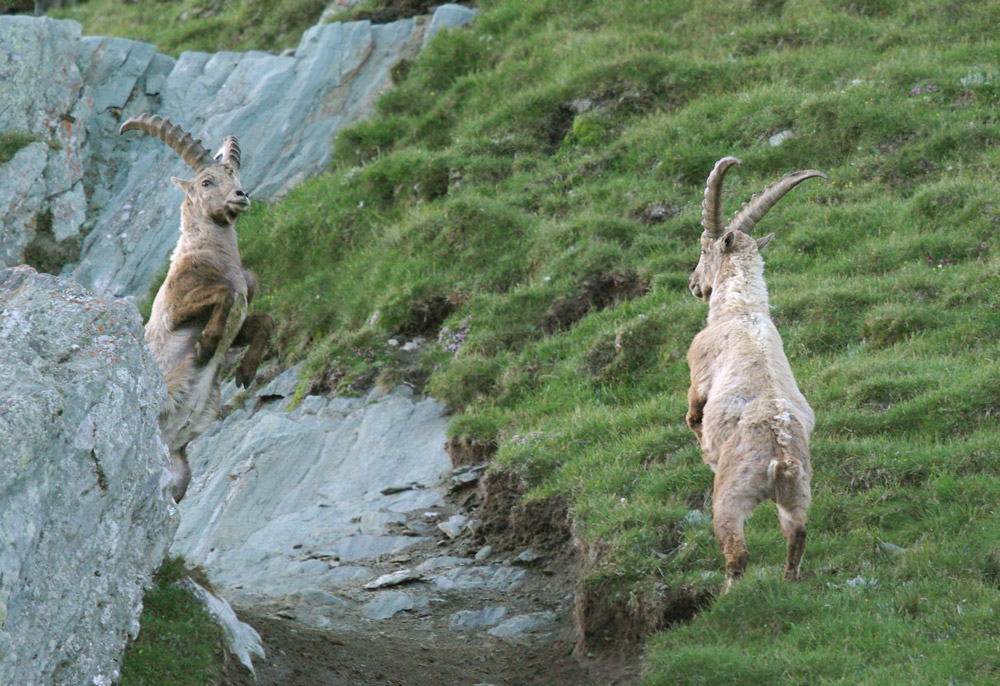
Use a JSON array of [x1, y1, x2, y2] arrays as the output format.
[[119, 557, 224, 686], [68, 0, 1000, 681], [0, 132, 36, 164], [48, 0, 327, 56]]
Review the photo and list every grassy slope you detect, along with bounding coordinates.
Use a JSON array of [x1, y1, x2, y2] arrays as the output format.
[[65, 0, 1000, 682], [49, 0, 326, 55]]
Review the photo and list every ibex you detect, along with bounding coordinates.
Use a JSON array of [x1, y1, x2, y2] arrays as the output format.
[[120, 114, 274, 502], [686, 157, 825, 591]]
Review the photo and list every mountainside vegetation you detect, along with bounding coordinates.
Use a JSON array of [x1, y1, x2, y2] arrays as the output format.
[[54, 0, 1000, 682]]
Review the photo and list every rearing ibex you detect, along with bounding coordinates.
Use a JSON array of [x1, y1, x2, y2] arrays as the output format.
[[686, 157, 825, 591], [120, 113, 274, 502]]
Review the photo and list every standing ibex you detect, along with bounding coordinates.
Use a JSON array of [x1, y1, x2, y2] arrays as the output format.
[[120, 114, 274, 502], [686, 156, 825, 591]]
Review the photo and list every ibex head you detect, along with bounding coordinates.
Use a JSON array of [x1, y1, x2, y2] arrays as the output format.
[[688, 157, 826, 301], [119, 113, 249, 227]]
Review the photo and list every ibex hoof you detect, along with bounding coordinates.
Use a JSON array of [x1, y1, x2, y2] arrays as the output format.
[[235, 364, 255, 389]]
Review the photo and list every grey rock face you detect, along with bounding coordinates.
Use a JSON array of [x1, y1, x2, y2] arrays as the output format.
[[0, 266, 176, 685], [0, 19, 92, 268], [169, 378, 453, 605], [0, 6, 478, 299]]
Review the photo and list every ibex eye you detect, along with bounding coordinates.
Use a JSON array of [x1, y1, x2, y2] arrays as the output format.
[[201, 179, 212, 187]]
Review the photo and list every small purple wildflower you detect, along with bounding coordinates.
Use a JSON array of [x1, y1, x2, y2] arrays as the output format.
[[438, 316, 471, 357], [351, 345, 380, 363], [909, 83, 938, 96]]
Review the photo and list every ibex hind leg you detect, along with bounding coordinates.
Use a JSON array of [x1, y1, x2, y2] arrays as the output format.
[[776, 505, 807, 579], [713, 484, 756, 592], [775, 462, 810, 580]]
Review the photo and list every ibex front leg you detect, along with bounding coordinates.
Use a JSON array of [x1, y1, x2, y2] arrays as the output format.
[[232, 312, 275, 387], [162, 283, 237, 363]]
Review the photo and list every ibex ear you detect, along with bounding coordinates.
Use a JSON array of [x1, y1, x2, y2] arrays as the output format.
[[756, 232, 776, 252], [171, 177, 195, 195], [721, 231, 738, 253]]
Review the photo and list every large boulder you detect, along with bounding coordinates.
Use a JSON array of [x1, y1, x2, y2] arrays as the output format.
[[0, 266, 177, 685], [0, 5, 479, 299]]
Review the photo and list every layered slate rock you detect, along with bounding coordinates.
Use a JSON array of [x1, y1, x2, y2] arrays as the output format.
[[0, 266, 177, 685], [0, 4, 479, 298], [170, 366, 452, 605]]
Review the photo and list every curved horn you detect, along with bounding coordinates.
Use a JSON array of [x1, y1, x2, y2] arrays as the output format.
[[216, 136, 241, 170], [119, 113, 214, 173], [727, 169, 827, 235], [701, 156, 741, 237]]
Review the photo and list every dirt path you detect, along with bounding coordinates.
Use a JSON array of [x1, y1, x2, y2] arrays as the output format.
[[217, 528, 639, 685], [221, 611, 633, 685]]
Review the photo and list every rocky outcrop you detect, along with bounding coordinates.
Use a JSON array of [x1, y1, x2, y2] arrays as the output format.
[[0, 4, 478, 298], [170, 366, 454, 607], [0, 266, 176, 685], [169, 367, 575, 651]]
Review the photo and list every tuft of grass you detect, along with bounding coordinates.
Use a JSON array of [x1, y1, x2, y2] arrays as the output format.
[[119, 556, 224, 686], [21, 208, 82, 276], [0, 131, 36, 164]]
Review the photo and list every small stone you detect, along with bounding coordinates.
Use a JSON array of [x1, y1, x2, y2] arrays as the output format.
[[515, 550, 543, 565], [474, 545, 493, 562], [415, 556, 471, 573], [450, 468, 483, 488], [487, 612, 557, 638], [401, 337, 425, 352], [381, 482, 423, 495], [879, 541, 905, 556], [682, 509, 710, 527], [363, 568, 422, 590], [768, 129, 795, 147], [438, 514, 468, 539], [360, 591, 414, 620], [449, 606, 507, 630]]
